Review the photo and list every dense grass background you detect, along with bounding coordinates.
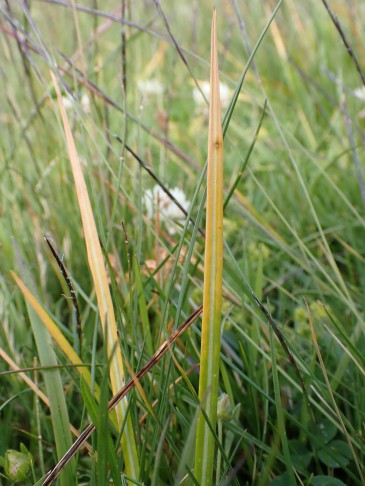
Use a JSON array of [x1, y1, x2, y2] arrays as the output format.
[[1, 0, 365, 484]]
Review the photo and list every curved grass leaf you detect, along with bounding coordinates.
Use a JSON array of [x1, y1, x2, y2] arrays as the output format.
[[50, 71, 140, 480], [11, 272, 95, 392], [11, 256, 75, 485]]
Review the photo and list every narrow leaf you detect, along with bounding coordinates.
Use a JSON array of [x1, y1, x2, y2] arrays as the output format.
[[194, 10, 224, 486], [50, 71, 140, 479], [11, 272, 94, 390], [11, 250, 75, 485]]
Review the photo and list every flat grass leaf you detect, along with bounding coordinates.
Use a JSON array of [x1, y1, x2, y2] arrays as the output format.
[[51, 71, 140, 479], [10, 259, 75, 486], [11, 272, 94, 390]]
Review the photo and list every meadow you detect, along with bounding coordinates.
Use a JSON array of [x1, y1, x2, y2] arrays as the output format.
[[0, 1, 364, 484]]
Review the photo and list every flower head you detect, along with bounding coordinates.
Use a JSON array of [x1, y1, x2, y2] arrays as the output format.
[[193, 80, 230, 111], [61, 92, 90, 112], [354, 86, 365, 101], [143, 185, 190, 234], [80, 93, 91, 112], [217, 393, 234, 422], [137, 79, 164, 97]]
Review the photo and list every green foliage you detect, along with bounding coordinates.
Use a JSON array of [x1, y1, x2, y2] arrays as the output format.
[[1, 0, 365, 485]]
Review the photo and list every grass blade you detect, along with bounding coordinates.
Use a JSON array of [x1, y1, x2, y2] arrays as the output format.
[[307, 304, 364, 482], [0, 347, 49, 407], [11, 272, 94, 391], [11, 249, 75, 485], [41, 306, 202, 485], [269, 327, 296, 484], [133, 253, 153, 357], [50, 71, 140, 480], [194, 10, 224, 486]]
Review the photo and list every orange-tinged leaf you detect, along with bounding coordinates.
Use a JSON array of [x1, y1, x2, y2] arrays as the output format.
[[194, 10, 224, 486], [11, 271, 92, 388], [0, 344, 50, 406], [50, 71, 139, 478]]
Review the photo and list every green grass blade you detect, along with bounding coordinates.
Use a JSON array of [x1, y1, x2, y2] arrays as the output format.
[[80, 378, 122, 486], [194, 10, 224, 486], [11, 272, 93, 388], [133, 253, 153, 357], [12, 250, 75, 485], [308, 306, 365, 482], [269, 327, 296, 484]]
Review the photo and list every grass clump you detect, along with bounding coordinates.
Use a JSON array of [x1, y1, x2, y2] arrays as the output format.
[[0, 1, 365, 485]]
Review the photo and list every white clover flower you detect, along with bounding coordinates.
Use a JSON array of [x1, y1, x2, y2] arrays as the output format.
[[80, 93, 90, 112], [62, 95, 75, 111], [144, 185, 190, 234], [61, 93, 90, 112], [354, 86, 365, 101], [193, 80, 231, 110], [137, 79, 164, 97]]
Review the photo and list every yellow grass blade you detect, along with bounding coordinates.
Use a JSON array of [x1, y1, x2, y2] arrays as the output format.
[[11, 261, 75, 484], [11, 271, 92, 388], [0, 346, 49, 407], [194, 10, 224, 486], [11, 269, 120, 442], [50, 71, 140, 479]]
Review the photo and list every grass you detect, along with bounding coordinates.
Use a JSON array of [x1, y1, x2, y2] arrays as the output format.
[[0, 0, 365, 485], [194, 11, 224, 486]]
